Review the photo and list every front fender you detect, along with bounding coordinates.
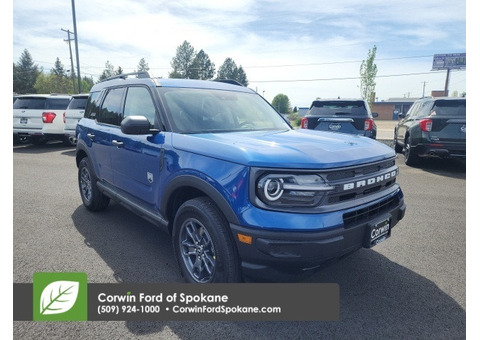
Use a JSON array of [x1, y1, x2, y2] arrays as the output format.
[[161, 174, 242, 225]]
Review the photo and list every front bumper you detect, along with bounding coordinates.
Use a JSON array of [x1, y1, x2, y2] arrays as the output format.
[[230, 190, 406, 282]]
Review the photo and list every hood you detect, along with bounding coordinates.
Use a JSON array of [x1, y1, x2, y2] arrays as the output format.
[[172, 129, 395, 169]]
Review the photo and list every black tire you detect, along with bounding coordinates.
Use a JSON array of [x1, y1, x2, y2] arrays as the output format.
[[404, 136, 419, 166], [64, 135, 77, 147], [172, 197, 241, 283], [78, 157, 110, 211], [393, 132, 403, 153]]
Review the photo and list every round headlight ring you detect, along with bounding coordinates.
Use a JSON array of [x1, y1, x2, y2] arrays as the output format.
[[263, 178, 284, 201]]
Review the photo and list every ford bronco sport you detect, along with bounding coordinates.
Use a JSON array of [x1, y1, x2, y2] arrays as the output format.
[[75, 72, 406, 283]]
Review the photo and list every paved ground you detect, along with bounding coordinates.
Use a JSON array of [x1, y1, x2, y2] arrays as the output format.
[[375, 119, 398, 140], [12, 135, 466, 339]]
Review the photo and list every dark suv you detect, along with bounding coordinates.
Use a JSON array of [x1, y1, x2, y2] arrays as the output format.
[[394, 97, 466, 166], [300, 99, 378, 139], [75, 72, 405, 283]]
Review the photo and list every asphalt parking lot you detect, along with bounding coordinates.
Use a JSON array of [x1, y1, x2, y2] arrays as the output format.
[[12, 133, 466, 339]]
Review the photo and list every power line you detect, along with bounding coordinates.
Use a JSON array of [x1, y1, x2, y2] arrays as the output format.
[[30, 54, 436, 73], [250, 71, 448, 83], [244, 55, 435, 69]]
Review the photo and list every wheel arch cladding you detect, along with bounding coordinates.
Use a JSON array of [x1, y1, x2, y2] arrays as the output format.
[[162, 175, 240, 231]]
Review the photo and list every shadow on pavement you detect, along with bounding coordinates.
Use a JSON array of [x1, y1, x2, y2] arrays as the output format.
[[13, 141, 75, 155], [71, 203, 465, 339]]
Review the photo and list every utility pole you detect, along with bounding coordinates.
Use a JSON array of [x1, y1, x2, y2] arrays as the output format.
[[421, 81, 428, 98], [444, 69, 450, 97], [61, 28, 76, 93], [71, 0, 81, 93]]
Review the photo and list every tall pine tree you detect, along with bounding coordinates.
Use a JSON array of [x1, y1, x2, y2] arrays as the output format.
[[13, 49, 41, 94]]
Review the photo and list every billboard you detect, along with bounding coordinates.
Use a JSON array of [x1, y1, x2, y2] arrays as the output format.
[[432, 53, 466, 70]]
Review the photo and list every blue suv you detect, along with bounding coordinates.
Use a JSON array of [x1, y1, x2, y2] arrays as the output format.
[[76, 72, 406, 283]]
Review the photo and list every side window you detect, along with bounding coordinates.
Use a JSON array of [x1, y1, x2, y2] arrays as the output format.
[[97, 88, 125, 126], [415, 101, 432, 118], [405, 103, 419, 118], [123, 87, 156, 125], [85, 92, 102, 119]]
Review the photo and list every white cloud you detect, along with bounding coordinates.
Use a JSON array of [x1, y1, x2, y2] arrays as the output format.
[[12, 0, 466, 105]]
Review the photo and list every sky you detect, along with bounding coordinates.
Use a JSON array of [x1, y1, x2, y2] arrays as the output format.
[[11, 0, 467, 108]]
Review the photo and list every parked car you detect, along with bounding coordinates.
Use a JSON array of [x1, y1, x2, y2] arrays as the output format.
[[300, 99, 378, 139], [13, 94, 71, 145], [76, 73, 405, 283], [394, 97, 466, 166], [64, 94, 89, 146]]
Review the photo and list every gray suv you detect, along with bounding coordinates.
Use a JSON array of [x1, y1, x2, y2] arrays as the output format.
[[394, 97, 466, 166]]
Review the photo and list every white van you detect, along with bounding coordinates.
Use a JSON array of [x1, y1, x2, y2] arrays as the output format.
[[64, 94, 89, 146], [13, 94, 71, 145]]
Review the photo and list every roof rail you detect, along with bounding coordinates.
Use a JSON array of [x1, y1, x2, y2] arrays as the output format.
[[213, 79, 244, 86], [102, 71, 151, 82]]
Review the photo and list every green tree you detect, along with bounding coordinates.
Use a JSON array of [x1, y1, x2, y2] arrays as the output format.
[[359, 45, 378, 104], [98, 61, 116, 81], [217, 58, 249, 86], [271, 94, 292, 114], [81, 76, 94, 93], [116, 66, 124, 75], [13, 49, 41, 94], [192, 50, 215, 80], [51, 57, 66, 77], [34, 73, 73, 94], [236, 66, 248, 86], [137, 58, 150, 72], [169, 41, 197, 79]]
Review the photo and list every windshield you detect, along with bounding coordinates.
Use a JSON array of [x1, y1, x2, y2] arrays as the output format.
[[157, 87, 291, 133], [432, 99, 466, 116], [308, 100, 369, 116]]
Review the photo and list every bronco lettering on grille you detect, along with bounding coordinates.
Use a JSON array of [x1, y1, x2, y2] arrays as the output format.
[[342, 169, 398, 191]]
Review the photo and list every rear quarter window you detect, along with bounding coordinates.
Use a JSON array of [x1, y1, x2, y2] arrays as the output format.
[[84, 92, 102, 119]]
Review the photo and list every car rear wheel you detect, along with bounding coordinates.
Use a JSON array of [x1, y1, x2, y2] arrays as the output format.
[[78, 157, 110, 211], [404, 136, 419, 166], [64, 135, 77, 146], [394, 132, 403, 153], [172, 197, 241, 283]]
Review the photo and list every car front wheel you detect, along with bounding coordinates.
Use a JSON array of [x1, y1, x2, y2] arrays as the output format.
[[172, 197, 241, 283]]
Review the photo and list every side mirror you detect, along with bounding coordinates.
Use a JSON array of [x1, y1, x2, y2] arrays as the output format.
[[372, 112, 379, 118], [121, 115, 154, 135], [398, 113, 405, 119]]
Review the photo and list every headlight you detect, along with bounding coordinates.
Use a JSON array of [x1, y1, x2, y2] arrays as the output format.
[[256, 173, 334, 207]]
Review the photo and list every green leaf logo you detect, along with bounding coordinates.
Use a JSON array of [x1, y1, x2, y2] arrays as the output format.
[[40, 281, 80, 315]]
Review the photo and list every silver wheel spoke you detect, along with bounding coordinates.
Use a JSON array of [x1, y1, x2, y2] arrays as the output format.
[[179, 218, 216, 283]]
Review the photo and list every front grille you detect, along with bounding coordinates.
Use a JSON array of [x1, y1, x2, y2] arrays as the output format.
[[343, 195, 400, 227], [325, 159, 395, 181], [321, 158, 398, 206]]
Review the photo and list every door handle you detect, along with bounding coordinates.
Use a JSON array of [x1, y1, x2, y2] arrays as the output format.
[[112, 140, 124, 147], [87, 133, 95, 140]]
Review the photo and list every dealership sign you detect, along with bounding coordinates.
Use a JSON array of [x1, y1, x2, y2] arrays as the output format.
[[432, 53, 466, 70]]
